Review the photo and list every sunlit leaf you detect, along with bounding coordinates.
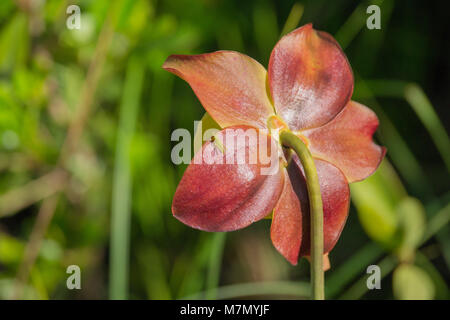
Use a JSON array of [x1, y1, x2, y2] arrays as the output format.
[[393, 264, 435, 300], [350, 160, 399, 247], [396, 197, 426, 260]]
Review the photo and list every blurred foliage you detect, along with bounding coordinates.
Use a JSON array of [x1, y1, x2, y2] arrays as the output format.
[[0, 0, 448, 300]]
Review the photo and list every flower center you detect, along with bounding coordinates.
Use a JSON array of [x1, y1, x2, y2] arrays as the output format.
[[267, 115, 309, 147], [267, 115, 288, 143], [267, 115, 288, 132]]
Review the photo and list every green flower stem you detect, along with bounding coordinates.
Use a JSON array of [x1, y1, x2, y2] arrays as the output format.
[[280, 130, 324, 300]]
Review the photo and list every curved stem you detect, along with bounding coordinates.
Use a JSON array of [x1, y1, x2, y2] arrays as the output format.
[[279, 130, 324, 300]]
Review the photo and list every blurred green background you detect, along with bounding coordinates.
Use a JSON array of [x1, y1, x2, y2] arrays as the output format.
[[0, 0, 448, 300]]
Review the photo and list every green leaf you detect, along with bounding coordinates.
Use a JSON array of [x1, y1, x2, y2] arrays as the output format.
[[396, 197, 426, 261], [0, 13, 29, 72], [404, 84, 450, 171], [0, 232, 24, 264], [393, 264, 435, 300], [193, 112, 221, 154], [350, 160, 399, 247]]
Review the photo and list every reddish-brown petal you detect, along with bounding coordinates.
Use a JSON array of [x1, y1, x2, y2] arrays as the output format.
[[302, 101, 386, 183], [172, 126, 284, 231], [268, 24, 353, 130], [286, 156, 350, 256], [163, 51, 274, 129], [270, 169, 304, 265]]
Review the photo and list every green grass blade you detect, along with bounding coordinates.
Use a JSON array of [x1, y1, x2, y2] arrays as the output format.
[[109, 56, 144, 300], [326, 243, 385, 298], [335, 0, 385, 50], [280, 3, 304, 37], [183, 281, 310, 300], [338, 255, 396, 300], [205, 232, 226, 300], [356, 80, 450, 172], [404, 84, 450, 172], [354, 78, 433, 197]]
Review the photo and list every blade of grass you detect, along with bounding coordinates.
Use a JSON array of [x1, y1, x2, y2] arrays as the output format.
[[426, 192, 450, 269], [326, 242, 385, 298], [338, 254, 396, 300], [335, 0, 432, 196], [354, 79, 408, 99], [335, 0, 433, 194], [183, 281, 310, 300], [280, 3, 304, 36], [404, 84, 450, 172], [174, 233, 212, 298], [355, 80, 450, 172], [0, 169, 67, 218], [423, 202, 450, 243], [109, 56, 144, 300], [205, 232, 226, 299], [334, 0, 385, 50], [354, 78, 433, 198]]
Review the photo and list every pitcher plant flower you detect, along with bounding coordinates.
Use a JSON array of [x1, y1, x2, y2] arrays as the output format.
[[163, 24, 385, 269]]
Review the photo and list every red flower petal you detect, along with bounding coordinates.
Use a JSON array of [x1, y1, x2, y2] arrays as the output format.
[[287, 156, 350, 256], [302, 101, 386, 183], [270, 169, 305, 265], [172, 126, 284, 231], [163, 51, 274, 129], [268, 24, 353, 131]]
